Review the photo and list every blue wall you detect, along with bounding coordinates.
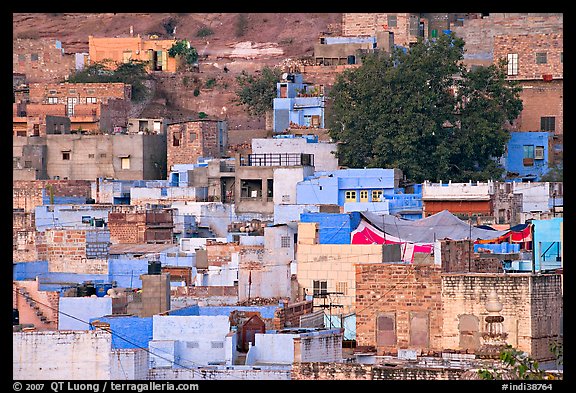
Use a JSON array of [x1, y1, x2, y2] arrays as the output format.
[[505, 132, 552, 181], [13, 261, 49, 280], [35, 205, 111, 231], [300, 212, 361, 244], [533, 218, 563, 271], [89, 316, 153, 349], [108, 258, 150, 288], [297, 169, 402, 206]]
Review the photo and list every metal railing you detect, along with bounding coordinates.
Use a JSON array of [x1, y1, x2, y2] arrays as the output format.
[[239, 153, 314, 167]]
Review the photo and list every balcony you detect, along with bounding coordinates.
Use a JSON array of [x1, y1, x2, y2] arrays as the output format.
[[239, 153, 314, 167]]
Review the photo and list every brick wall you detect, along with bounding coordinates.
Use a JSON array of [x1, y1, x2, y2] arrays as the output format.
[[13, 39, 76, 83], [205, 241, 241, 267], [513, 80, 563, 135], [28, 82, 130, 105], [44, 228, 109, 274], [493, 33, 563, 81], [167, 121, 222, 172], [108, 208, 147, 244], [440, 239, 504, 273], [342, 13, 420, 47], [529, 274, 563, 360], [13, 180, 92, 212], [278, 300, 314, 328], [450, 15, 563, 68], [355, 263, 443, 355]]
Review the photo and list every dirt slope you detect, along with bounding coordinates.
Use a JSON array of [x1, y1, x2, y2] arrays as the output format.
[[13, 13, 343, 131]]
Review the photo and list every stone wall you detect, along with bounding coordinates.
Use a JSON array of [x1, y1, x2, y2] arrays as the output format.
[[28, 82, 130, 104], [167, 121, 222, 173], [13, 39, 75, 83], [355, 263, 443, 355], [441, 273, 562, 361], [291, 362, 464, 380], [44, 228, 109, 274]]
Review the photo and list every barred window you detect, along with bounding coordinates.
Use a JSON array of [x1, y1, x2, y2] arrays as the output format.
[[281, 236, 291, 248], [536, 52, 548, 64], [507, 53, 518, 76]]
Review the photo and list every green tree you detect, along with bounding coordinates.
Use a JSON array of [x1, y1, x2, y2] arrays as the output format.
[[234, 66, 282, 117], [66, 60, 150, 102], [327, 33, 523, 183], [477, 345, 561, 380], [168, 39, 198, 71]]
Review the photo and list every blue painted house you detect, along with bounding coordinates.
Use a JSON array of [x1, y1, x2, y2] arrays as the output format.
[[273, 73, 325, 132], [505, 132, 553, 182], [300, 212, 361, 244], [296, 168, 422, 218]]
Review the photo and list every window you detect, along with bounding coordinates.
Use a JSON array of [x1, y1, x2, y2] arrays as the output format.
[[360, 190, 368, 202], [560, 52, 563, 63], [281, 236, 291, 248], [24, 161, 32, 168], [536, 52, 548, 64], [210, 341, 224, 349], [66, 97, 77, 116], [541, 116, 556, 132], [187, 341, 199, 348], [387, 15, 397, 28], [100, 153, 107, 158], [345, 190, 357, 202], [32, 124, 40, 136], [18, 54, 25, 61], [535, 146, 545, 160], [189, 132, 196, 142], [173, 130, 181, 146], [62, 152, 70, 160], [376, 314, 396, 346], [372, 190, 383, 202], [507, 53, 518, 76], [121, 157, 130, 170], [523, 145, 535, 158], [88, 154, 94, 158], [47, 97, 58, 104], [311, 115, 321, 128], [313, 280, 327, 296], [30, 53, 39, 61], [458, 315, 480, 351], [86, 97, 97, 104], [523, 145, 534, 167], [410, 312, 430, 347], [336, 281, 348, 295]]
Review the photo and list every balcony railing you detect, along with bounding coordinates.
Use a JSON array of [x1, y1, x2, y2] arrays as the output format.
[[239, 153, 314, 167]]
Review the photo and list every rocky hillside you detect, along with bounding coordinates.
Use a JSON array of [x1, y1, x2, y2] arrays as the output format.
[[13, 13, 341, 57], [13, 13, 342, 130]]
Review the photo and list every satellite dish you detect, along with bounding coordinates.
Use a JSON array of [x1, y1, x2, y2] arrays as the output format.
[[281, 72, 289, 80]]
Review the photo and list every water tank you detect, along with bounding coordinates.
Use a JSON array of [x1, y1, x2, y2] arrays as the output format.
[[83, 282, 96, 297], [148, 261, 162, 275], [95, 283, 113, 297]]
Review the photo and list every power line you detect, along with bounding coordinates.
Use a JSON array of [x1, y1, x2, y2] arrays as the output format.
[[13, 288, 215, 376]]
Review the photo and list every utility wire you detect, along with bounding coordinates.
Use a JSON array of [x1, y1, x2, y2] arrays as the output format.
[[13, 288, 215, 376]]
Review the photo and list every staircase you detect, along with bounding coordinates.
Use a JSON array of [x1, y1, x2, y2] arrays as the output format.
[[17, 287, 54, 328]]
